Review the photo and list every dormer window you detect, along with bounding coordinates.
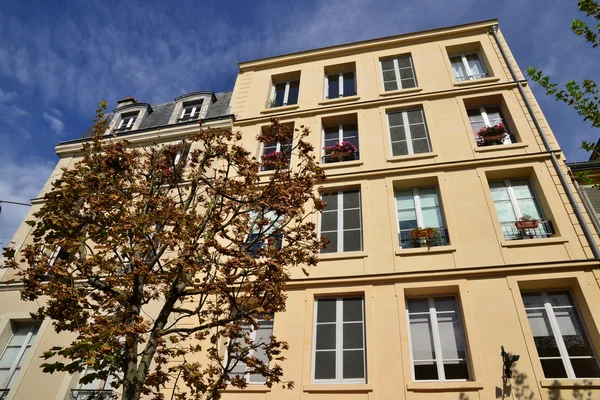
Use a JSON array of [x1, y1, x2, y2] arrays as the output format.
[[179, 100, 203, 122], [114, 112, 139, 133]]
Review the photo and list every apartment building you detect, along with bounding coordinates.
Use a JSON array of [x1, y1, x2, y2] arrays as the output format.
[[223, 19, 600, 400], [2, 18, 600, 400]]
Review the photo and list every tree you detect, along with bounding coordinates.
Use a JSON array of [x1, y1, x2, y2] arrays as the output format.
[[527, 0, 600, 155], [1, 101, 326, 400]]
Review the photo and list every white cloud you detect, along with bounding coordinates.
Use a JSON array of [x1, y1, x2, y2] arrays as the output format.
[[0, 87, 16, 103], [43, 112, 65, 135]]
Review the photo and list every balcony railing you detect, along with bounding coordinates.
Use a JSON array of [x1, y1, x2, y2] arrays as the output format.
[[248, 234, 282, 257], [399, 228, 450, 249], [325, 91, 357, 99], [456, 72, 489, 81], [0, 389, 8, 400], [71, 389, 117, 400], [501, 220, 554, 241], [322, 151, 360, 164]]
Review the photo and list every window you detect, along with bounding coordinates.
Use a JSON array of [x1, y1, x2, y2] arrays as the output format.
[[322, 123, 359, 164], [228, 318, 273, 384], [114, 112, 138, 133], [387, 109, 431, 157], [380, 56, 417, 91], [71, 368, 116, 400], [270, 80, 300, 108], [320, 190, 362, 253], [489, 179, 553, 240], [395, 187, 449, 249], [179, 100, 203, 121], [313, 297, 366, 383], [407, 296, 470, 381], [260, 136, 292, 171], [0, 322, 40, 393], [522, 291, 600, 379], [247, 210, 283, 257], [326, 71, 356, 99], [449, 53, 487, 81], [467, 106, 514, 147]]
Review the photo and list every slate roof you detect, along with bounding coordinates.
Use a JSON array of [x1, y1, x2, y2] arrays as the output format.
[[65, 91, 233, 144]]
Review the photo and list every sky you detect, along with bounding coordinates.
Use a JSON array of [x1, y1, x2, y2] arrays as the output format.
[[0, 0, 599, 247]]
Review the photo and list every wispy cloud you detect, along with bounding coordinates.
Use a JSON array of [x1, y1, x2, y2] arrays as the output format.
[[0, 87, 16, 103], [43, 111, 65, 135]]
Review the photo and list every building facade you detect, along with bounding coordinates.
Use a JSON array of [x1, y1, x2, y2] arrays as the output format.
[[2, 19, 600, 400]]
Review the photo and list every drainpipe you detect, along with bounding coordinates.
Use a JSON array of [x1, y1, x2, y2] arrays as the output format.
[[568, 168, 600, 234], [490, 25, 600, 259]]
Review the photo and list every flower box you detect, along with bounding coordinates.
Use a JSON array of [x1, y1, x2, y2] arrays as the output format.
[[324, 141, 358, 156], [515, 220, 539, 230], [328, 151, 351, 158]]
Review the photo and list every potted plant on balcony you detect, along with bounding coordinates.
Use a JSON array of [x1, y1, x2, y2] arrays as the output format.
[[408, 227, 441, 249], [323, 141, 358, 161], [515, 214, 539, 230], [477, 123, 508, 145]]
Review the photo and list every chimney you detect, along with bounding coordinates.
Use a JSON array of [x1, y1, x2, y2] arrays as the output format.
[[116, 96, 137, 107]]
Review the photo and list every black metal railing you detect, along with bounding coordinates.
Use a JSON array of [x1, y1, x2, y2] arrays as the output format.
[[0, 389, 9, 400], [399, 228, 450, 249], [456, 72, 489, 81], [248, 234, 283, 257], [322, 151, 360, 164], [476, 133, 517, 147], [325, 91, 357, 99], [501, 220, 554, 241], [71, 389, 117, 400]]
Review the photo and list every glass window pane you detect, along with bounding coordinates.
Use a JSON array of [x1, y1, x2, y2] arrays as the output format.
[[321, 211, 338, 232], [382, 70, 397, 82], [517, 199, 542, 219], [384, 80, 398, 91], [511, 180, 533, 198], [327, 75, 339, 98], [418, 189, 438, 207], [343, 72, 356, 96], [343, 209, 360, 230], [321, 232, 337, 253], [547, 292, 573, 308], [407, 110, 424, 124], [555, 309, 595, 357], [434, 296, 458, 312], [8, 326, 31, 346], [342, 124, 358, 138], [571, 358, 600, 378], [0, 347, 20, 368], [343, 323, 364, 349], [412, 139, 430, 154], [437, 314, 467, 360], [274, 83, 286, 106], [522, 293, 544, 308], [314, 351, 336, 380], [409, 124, 427, 139], [450, 56, 467, 79], [324, 126, 339, 141], [343, 350, 365, 379], [343, 190, 360, 209], [466, 54, 484, 76], [494, 201, 517, 223], [381, 60, 395, 71], [399, 68, 414, 79], [322, 193, 337, 211], [422, 208, 443, 228], [0, 369, 9, 387], [401, 78, 416, 88], [397, 57, 412, 68], [317, 299, 337, 323], [407, 298, 429, 314], [540, 359, 568, 379], [526, 309, 561, 357], [409, 314, 436, 360], [343, 230, 362, 252], [399, 218, 418, 231], [389, 126, 406, 142], [388, 112, 404, 127], [316, 325, 336, 350], [414, 361, 438, 380], [287, 80, 300, 105], [443, 360, 470, 380], [489, 182, 509, 201], [396, 191, 416, 210], [343, 298, 363, 322], [392, 142, 408, 156]]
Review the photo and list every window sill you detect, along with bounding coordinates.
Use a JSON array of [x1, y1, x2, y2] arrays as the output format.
[[319, 160, 363, 170], [395, 246, 456, 256], [303, 384, 373, 393], [386, 152, 438, 163], [406, 381, 484, 391], [220, 385, 271, 393], [318, 95, 360, 106], [453, 77, 500, 87], [500, 237, 568, 248], [260, 104, 300, 114], [379, 87, 423, 97], [474, 143, 528, 153], [319, 251, 368, 261], [540, 379, 600, 388]]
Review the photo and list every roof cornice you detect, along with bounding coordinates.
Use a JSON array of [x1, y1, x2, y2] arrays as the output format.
[[113, 102, 153, 114], [238, 19, 499, 71], [174, 91, 217, 103]]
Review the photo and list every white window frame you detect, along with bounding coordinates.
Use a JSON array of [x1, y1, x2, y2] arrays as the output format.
[[116, 112, 138, 132], [406, 296, 471, 382], [312, 297, 366, 384], [73, 367, 116, 397], [0, 323, 40, 390], [321, 123, 359, 162], [324, 71, 356, 99], [380, 56, 416, 91], [387, 109, 432, 156], [469, 106, 512, 145], [227, 317, 273, 384], [180, 101, 203, 120], [523, 291, 600, 379], [270, 79, 299, 106], [494, 179, 544, 221], [449, 52, 487, 81], [319, 190, 363, 253]]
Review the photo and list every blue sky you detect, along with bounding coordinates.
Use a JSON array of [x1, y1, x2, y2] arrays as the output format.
[[0, 0, 599, 246]]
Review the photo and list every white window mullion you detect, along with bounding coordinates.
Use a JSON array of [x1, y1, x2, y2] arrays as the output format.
[[338, 73, 344, 97], [505, 180, 523, 218], [336, 299, 344, 381], [479, 107, 491, 127], [461, 55, 471, 79], [543, 292, 577, 378], [338, 124, 343, 143], [428, 297, 446, 381], [413, 189, 424, 227], [283, 81, 290, 105], [1, 327, 33, 389], [270, 85, 277, 103], [337, 192, 344, 252], [402, 111, 414, 154], [323, 76, 328, 99], [393, 58, 402, 90]]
